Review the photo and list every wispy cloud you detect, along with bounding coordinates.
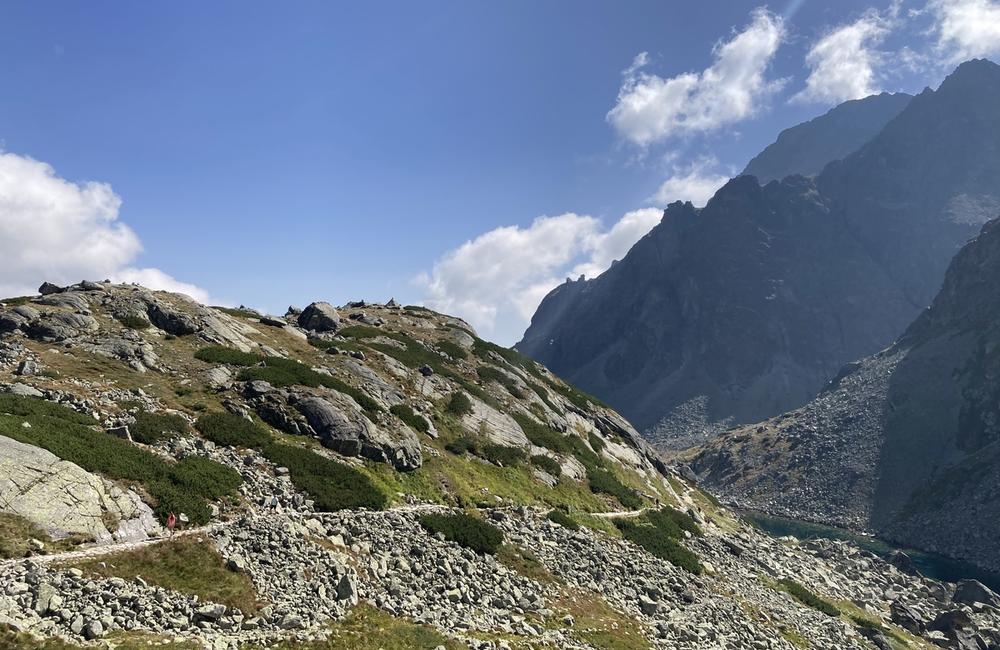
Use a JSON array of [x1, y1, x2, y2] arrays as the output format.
[[607, 8, 786, 147], [926, 0, 1000, 64], [651, 157, 733, 207], [792, 7, 895, 104], [416, 209, 662, 344]]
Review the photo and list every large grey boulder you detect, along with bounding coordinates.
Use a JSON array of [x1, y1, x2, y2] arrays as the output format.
[[298, 302, 341, 332], [27, 312, 98, 342], [460, 397, 529, 448], [953, 580, 1000, 609], [0, 435, 159, 543], [295, 396, 421, 470]]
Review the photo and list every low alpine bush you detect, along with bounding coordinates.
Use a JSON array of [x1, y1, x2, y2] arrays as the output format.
[[390, 404, 430, 433], [419, 512, 504, 555], [131, 411, 189, 444], [529, 454, 562, 476]]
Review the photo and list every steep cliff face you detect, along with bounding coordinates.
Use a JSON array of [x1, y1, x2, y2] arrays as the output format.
[[518, 59, 1000, 446], [743, 92, 912, 183], [693, 219, 1000, 571]]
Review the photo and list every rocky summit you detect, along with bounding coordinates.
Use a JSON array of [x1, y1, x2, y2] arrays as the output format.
[[2, 280, 998, 649], [517, 59, 1000, 449], [693, 217, 1000, 576]]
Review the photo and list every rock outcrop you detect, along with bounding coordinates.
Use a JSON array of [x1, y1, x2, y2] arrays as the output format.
[[518, 59, 1000, 446], [0, 435, 158, 544]]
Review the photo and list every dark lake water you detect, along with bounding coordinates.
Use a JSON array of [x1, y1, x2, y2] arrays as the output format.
[[741, 510, 1000, 593]]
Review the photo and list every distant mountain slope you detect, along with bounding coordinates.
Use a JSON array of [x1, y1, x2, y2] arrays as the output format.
[[743, 92, 912, 183], [693, 217, 1000, 573], [517, 59, 1000, 446]]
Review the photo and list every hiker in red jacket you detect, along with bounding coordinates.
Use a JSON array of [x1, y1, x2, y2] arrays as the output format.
[[166, 512, 177, 536]]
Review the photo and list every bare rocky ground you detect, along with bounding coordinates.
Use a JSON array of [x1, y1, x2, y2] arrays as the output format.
[[1, 282, 999, 650]]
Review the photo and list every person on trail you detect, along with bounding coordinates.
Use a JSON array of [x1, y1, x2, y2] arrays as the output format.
[[166, 512, 177, 536]]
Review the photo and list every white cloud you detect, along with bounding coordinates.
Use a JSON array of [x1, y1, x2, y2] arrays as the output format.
[[792, 9, 893, 104], [651, 158, 732, 207], [927, 0, 1000, 64], [416, 208, 662, 345], [0, 151, 209, 302], [607, 8, 786, 146], [112, 268, 211, 304]]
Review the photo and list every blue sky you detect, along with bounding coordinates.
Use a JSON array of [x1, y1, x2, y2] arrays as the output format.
[[1, 0, 997, 343]]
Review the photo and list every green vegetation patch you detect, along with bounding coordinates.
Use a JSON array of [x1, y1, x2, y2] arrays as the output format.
[[646, 507, 702, 538], [194, 345, 263, 366], [389, 403, 430, 433], [419, 512, 504, 555], [116, 314, 150, 330], [614, 519, 702, 574], [169, 456, 243, 501], [212, 306, 260, 319], [70, 535, 258, 614], [445, 391, 473, 416], [479, 443, 526, 467], [444, 435, 477, 456], [587, 466, 642, 510], [546, 509, 580, 530], [477, 366, 525, 398], [195, 412, 386, 511], [777, 578, 840, 617], [530, 454, 562, 476], [130, 411, 189, 444], [511, 412, 569, 452], [435, 340, 468, 360]]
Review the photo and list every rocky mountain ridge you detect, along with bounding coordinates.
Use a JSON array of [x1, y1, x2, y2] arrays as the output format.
[[692, 217, 1000, 576], [1, 280, 998, 648], [517, 59, 1000, 447]]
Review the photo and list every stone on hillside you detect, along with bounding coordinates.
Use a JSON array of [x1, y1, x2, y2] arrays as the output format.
[[0, 435, 159, 543], [460, 397, 529, 448], [953, 579, 1000, 608], [28, 312, 99, 342], [146, 299, 199, 335], [37, 282, 64, 295], [890, 600, 925, 635], [9, 383, 43, 398], [298, 302, 341, 332], [295, 396, 421, 470]]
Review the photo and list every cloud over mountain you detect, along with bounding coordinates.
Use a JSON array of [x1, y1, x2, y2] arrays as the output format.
[[607, 8, 785, 146], [0, 151, 209, 302]]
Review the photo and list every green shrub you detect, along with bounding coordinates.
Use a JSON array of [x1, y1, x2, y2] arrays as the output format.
[[586, 466, 642, 509], [169, 456, 243, 500], [0, 395, 93, 425], [617, 523, 702, 574], [778, 579, 840, 617], [435, 340, 468, 360], [445, 436, 477, 456], [390, 404, 430, 433], [213, 306, 260, 319], [510, 412, 569, 453], [116, 314, 150, 330], [194, 346, 263, 366], [479, 444, 526, 467], [588, 432, 606, 453], [445, 392, 473, 417], [419, 512, 503, 555], [526, 380, 559, 413], [403, 305, 432, 312], [471, 338, 535, 371], [530, 454, 562, 476], [477, 366, 525, 399], [307, 337, 337, 351], [131, 411, 189, 444], [546, 509, 579, 530], [195, 412, 272, 449], [0, 295, 33, 306], [260, 442, 387, 511], [547, 380, 608, 410], [646, 507, 701, 538], [147, 480, 212, 525]]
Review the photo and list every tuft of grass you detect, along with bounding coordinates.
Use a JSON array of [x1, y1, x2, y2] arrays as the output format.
[[0, 513, 52, 559], [195, 412, 272, 449], [419, 512, 504, 555], [496, 544, 553, 582], [477, 365, 525, 399], [587, 466, 642, 509], [588, 432, 606, 453], [169, 456, 243, 501], [116, 314, 150, 330], [0, 295, 34, 306], [479, 443, 526, 467], [389, 403, 430, 434], [530, 454, 562, 476], [444, 435, 477, 456], [130, 411, 189, 444], [435, 340, 468, 360], [614, 519, 702, 574], [511, 412, 569, 452], [212, 306, 260, 319], [194, 345, 263, 366], [445, 391, 473, 417], [776, 578, 840, 617], [546, 509, 580, 531], [646, 507, 702, 538], [69, 535, 258, 614]]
